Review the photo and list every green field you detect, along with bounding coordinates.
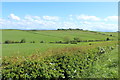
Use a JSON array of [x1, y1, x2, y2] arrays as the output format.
[[2, 29, 118, 56], [1, 29, 118, 79], [2, 30, 118, 43]]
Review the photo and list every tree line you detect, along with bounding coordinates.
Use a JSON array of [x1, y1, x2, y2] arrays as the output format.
[[3, 37, 112, 44]]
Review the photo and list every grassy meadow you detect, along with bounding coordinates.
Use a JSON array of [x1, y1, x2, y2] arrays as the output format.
[[1, 29, 119, 79], [2, 29, 118, 56]]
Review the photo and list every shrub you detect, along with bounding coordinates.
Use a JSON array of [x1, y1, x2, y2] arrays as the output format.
[[30, 41, 35, 43], [20, 39, 26, 43], [106, 38, 110, 41], [62, 42, 69, 44], [70, 40, 77, 44], [89, 43, 92, 45], [110, 34, 113, 36], [88, 40, 94, 42], [49, 42, 54, 43], [97, 47, 106, 54], [40, 41, 45, 43], [4, 40, 14, 44], [56, 41, 62, 43], [14, 41, 20, 43], [73, 37, 80, 42]]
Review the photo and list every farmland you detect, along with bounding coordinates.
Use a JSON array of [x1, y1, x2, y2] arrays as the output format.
[[1, 29, 119, 79], [2, 29, 118, 56]]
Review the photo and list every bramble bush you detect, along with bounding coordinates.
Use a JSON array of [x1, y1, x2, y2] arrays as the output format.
[[2, 42, 118, 79]]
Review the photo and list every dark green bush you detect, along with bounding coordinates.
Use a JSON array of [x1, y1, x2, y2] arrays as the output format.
[[106, 38, 110, 41], [70, 40, 77, 44], [55, 41, 62, 43], [73, 37, 80, 42], [40, 41, 45, 43], [20, 39, 26, 43], [4, 40, 14, 44], [30, 41, 35, 43]]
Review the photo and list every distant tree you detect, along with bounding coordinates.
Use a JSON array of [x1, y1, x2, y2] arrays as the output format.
[[30, 41, 35, 43], [74, 37, 80, 42], [69, 28, 72, 30], [76, 28, 80, 30], [70, 40, 77, 44], [20, 39, 26, 43], [40, 41, 45, 43], [106, 38, 110, 41], [4, 40, 12, 44], [110, 34, 112, 36], [56, 41, 62, 43], [32, 30, 37, 31], [80, 29, 83, 31], [14, 41, 19, 43]]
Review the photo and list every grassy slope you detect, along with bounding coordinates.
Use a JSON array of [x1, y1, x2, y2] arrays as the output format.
[[2, 30, 118, 56], [2, 30, 118, 42], [2, 41, 108, 56]]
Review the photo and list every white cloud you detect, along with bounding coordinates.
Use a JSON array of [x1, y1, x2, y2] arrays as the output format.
[[104, 16, 118, 21], [76, 14, 101, 21], [68, 15, 74, 21], [24, 15, 41, 21], [1, 14, 118, 32], [33, 16, 41, 20], [43, 16, 59, 21], [0, 18, 4, 24], [63, 22, 77, 28], [69, 15, 73, 17], [94, 23, 118, 32], [9, 14, 20, 20], [80, 21, 117, 32], [81, 21, 91, 25], [24, 15, 34, 21]]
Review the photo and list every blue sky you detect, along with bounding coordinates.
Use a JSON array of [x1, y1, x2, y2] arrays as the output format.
[[0, 2, 118, 32]]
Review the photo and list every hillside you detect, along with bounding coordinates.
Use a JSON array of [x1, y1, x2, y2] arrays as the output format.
[[2, 29, 118, 56], [2, 29, 118, 43]]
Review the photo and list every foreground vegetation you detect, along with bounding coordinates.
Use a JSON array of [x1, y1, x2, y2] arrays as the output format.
[[2, 41, 118, 79]]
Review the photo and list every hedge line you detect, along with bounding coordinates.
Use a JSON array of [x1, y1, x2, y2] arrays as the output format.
[[1, 43, 117, 79]]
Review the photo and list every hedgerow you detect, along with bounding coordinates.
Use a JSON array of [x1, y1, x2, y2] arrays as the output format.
[[2, 42, 118, 79]]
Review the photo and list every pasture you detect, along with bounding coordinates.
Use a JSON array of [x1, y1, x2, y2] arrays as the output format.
[[2, 29, 118, 56]]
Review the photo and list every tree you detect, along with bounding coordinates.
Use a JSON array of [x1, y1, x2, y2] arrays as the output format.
[[106, 38, 110, 41], [20, 39, 26, 43], [70, 40, 77, 44], [74, 37, 80, 42], [4, 40, 13, 44], [110, 34, 112, 36], [30, 41, 35, 43], [40, 41, 45, 43]]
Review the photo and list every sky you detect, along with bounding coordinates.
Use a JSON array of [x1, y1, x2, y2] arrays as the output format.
[[0, 2, 118, 32], [1, 0, 119, 2]]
